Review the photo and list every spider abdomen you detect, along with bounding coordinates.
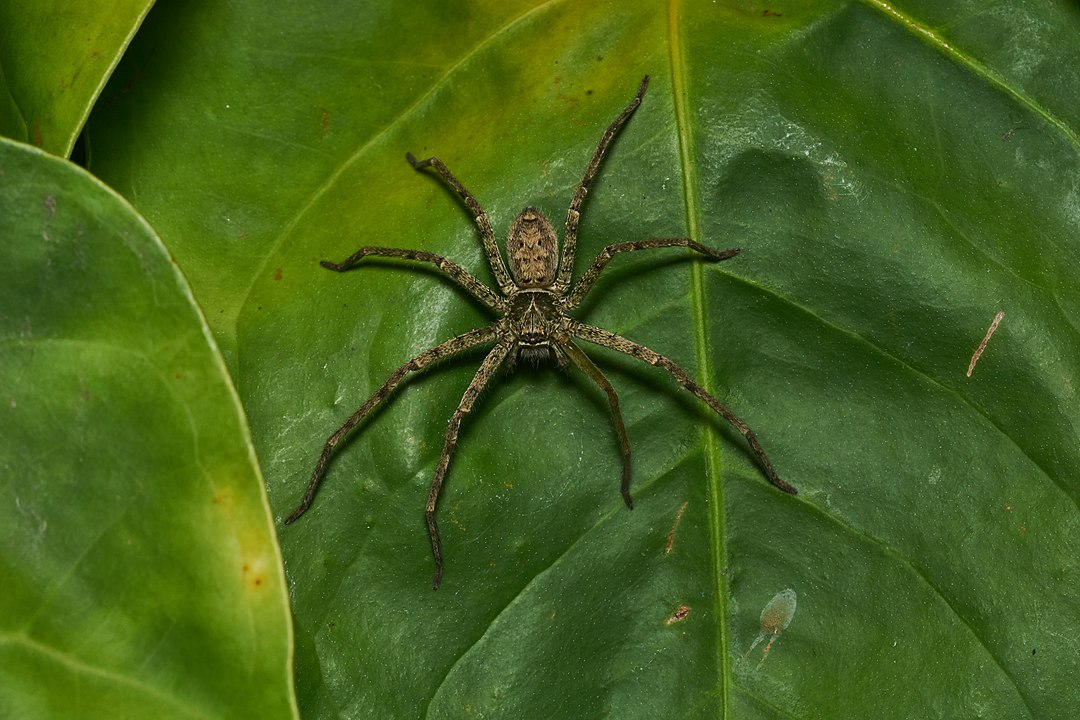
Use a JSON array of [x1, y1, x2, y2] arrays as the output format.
[[506, 207, 558, 288]]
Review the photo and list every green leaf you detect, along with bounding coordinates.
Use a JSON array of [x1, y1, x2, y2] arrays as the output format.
[[86, 1, 1080, 717], [0, 1, 153, 156], [0, 138, 296, 718]]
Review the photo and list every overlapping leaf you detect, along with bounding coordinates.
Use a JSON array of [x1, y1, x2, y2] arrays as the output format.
[[0, 1, 153, 156], [78, 1, 1080, 717], [0, 139, 296, 718]]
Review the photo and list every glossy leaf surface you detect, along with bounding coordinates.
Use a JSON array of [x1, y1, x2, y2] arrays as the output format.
[[0, 138, 296, 718], [86, 1, 1080, 717], [0, 1, 153, 156]]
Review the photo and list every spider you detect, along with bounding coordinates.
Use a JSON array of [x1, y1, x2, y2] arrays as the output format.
[[286, 75, 796, 588]]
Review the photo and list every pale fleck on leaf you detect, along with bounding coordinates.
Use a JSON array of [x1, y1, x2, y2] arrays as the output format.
[[744, 588, 797, 667]]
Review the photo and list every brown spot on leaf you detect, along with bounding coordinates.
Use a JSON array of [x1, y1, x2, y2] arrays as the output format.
[[967, 310, 1004, 377], [666, 604, 691, 625], [665, 501, 689, 554], [242, 560, 266, 590], [273, 268, 283, 281], [211, 488, 234, 509]]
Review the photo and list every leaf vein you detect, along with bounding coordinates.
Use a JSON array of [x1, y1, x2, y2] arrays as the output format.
[[859, 0, 1080, 151]]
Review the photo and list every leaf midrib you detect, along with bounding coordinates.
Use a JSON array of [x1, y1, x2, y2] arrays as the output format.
[[666, 0, 734, 715]]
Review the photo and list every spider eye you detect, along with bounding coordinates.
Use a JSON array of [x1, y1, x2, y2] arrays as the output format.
[[506, 207, 558, 288]]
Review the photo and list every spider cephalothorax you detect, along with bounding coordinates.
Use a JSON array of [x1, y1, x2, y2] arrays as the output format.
[[286, 76, 796, 588]]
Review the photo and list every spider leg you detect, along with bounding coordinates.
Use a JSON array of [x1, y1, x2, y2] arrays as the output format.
[[561, 339, 634, 509], [427, 341, 513, 589], [571, 322, 797, 495], [406, 152, 515, 294], [567, 239, 739, 310], [285, 326, 498, 525], [556, 75, 650, 292], [321, 247, 505, 312]]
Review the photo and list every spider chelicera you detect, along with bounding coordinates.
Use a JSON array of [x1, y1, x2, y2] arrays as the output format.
[[286, 75, 796, 588]]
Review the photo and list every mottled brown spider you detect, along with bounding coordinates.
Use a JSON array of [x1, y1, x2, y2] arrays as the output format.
[[286, 75, 796, 588]]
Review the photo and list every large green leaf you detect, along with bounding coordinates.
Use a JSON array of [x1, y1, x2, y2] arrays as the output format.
[[85, 1, 1080, 717], [0, 1, 154, 156], [0, 138, 296, 718]]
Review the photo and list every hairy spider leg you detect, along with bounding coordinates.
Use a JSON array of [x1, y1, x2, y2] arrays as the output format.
[[427, 341, 513, 589], [561, 339, 633, 508], [566, 238, 740, 310], [557, 75, 650, 292], [285, 326, 499, 525], [406, 152, 515, 294], [321, 247, 505, 312], [571, 322, 797, 496], [293, 75, 794, 589]]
